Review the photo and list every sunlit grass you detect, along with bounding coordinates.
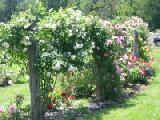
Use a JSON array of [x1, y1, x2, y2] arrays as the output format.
[[0, 83, 30, 107]]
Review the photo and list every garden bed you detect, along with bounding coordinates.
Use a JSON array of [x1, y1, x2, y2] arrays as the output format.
[[43, 83, 147, 120]]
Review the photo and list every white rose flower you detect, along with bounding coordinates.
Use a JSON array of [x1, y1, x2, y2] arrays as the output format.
[[120, 76, 125, 81], [96, 47, 100, 50], [25, 36, 30, 40], [49, 8, 53, 12], [75, 43, 83, 49], [24, 23, 31, 29], [26, 76, 30, 80], [53, 63, 61, 71], [74, 46, 77, 50], [44, 24, 50, 28], [68, 30, 73, 36], [91, 42, 95, 48], [0, 22, 4, 25], [8, 80, 13, 85], [42, 52, 51, 57], [68, 52, 72, 56], [71, 55, 76, 60], [76, 29, 79, 32], [2, 42, 9, 48], [23, 48, 28, 52], [39, 40, 45, 44], [51, 24, 57, 31], [68, 65, 77, 72], [47, 72, 51, 77], [75, 10, 82, 20], [24, 41, 31, 46], [89, 49, 93, 53]]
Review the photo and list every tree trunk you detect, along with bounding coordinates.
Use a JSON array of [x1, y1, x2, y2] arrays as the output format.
[[28, 41, 41, 120], [95, 65, 105, 102], [132, 30, 139, 57], [96, 81, 105, 102]]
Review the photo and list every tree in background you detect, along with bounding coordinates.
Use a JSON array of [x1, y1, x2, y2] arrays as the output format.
[[116, 0, 135, 16], [116, 0, 160, 29], [0, 0, 6, 21], [0, 0, 21, 22], [133, 0, 160, 29], [40, 0, 68, 10], [69, 0, 118, 19], [1, 0, 160, 29]]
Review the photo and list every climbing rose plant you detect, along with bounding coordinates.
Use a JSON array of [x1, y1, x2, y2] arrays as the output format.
[[0, 6, 151, 111]]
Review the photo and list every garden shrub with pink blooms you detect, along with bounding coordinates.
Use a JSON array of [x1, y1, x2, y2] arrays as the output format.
[[0, 4, 154, 118], [115, 54, 154, 86]]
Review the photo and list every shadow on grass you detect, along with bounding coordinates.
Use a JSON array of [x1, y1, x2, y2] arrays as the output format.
[[81, 93, 147, 120]]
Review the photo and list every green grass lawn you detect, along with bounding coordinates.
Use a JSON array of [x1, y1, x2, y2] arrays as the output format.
[[0, 83, 30, 107], [82, 47, 160, 120]]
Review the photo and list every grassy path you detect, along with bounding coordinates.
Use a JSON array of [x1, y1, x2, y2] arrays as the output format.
[[82, 47, 160, 120], [0, 83, 30, 107]]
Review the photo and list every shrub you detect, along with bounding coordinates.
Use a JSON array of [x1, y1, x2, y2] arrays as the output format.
[[72, 84, 95, 99], [0, 76, 12, 87]]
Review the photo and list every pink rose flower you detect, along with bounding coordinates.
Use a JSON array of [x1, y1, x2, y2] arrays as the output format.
[[106, 40, 113, 46], [128, 62, 133, 69], [119, 36, 125, 41], [113, 60, 118, 65], [140, 69, 146, 76], [116, 66, 124, 74], [123, 54, 128, 60], [8, 104, 17, 117], [0, 106, 5, 113]]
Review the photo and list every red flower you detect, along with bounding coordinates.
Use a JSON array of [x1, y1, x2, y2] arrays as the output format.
[[61, 91, 67, 97], [47, 104, 53, 109], [132, 56, 138, 61], [68, 96, 76, 100], [128, 59, 133, 63], [127, 54, 132, 56]]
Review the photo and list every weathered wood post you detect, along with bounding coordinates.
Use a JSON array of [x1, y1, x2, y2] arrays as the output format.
[[132, 30, 140, 57], [28, 40, 41, 120], [95, 65, 105, 102]]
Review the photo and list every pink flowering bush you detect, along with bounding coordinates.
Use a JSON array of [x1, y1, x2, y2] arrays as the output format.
[[115, 54, 154, 85]]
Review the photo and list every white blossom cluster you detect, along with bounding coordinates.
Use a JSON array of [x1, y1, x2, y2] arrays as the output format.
[[20, 36, 32, 52], [1, 42, 9, 48], [99, 19, 113, 29], [124, 16, 148, 31], [9, 11, 36, 29]]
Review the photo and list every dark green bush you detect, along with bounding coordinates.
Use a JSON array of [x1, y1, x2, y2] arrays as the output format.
[[72, 84, 95, 99]]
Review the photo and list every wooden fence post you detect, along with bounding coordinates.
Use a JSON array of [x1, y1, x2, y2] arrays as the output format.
[[28, 40, 41, 120], [132, 30, 140, 57]]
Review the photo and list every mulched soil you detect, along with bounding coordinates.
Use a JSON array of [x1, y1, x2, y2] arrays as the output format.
[[43, 83, 147, 120]]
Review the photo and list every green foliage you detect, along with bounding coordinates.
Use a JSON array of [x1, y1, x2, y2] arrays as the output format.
[[0, 0, 20, 21], [116, 1, 134, 16], [127, 67, 147, 84], [73, 84, 95, 99], [133, 0, 160, 29]]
